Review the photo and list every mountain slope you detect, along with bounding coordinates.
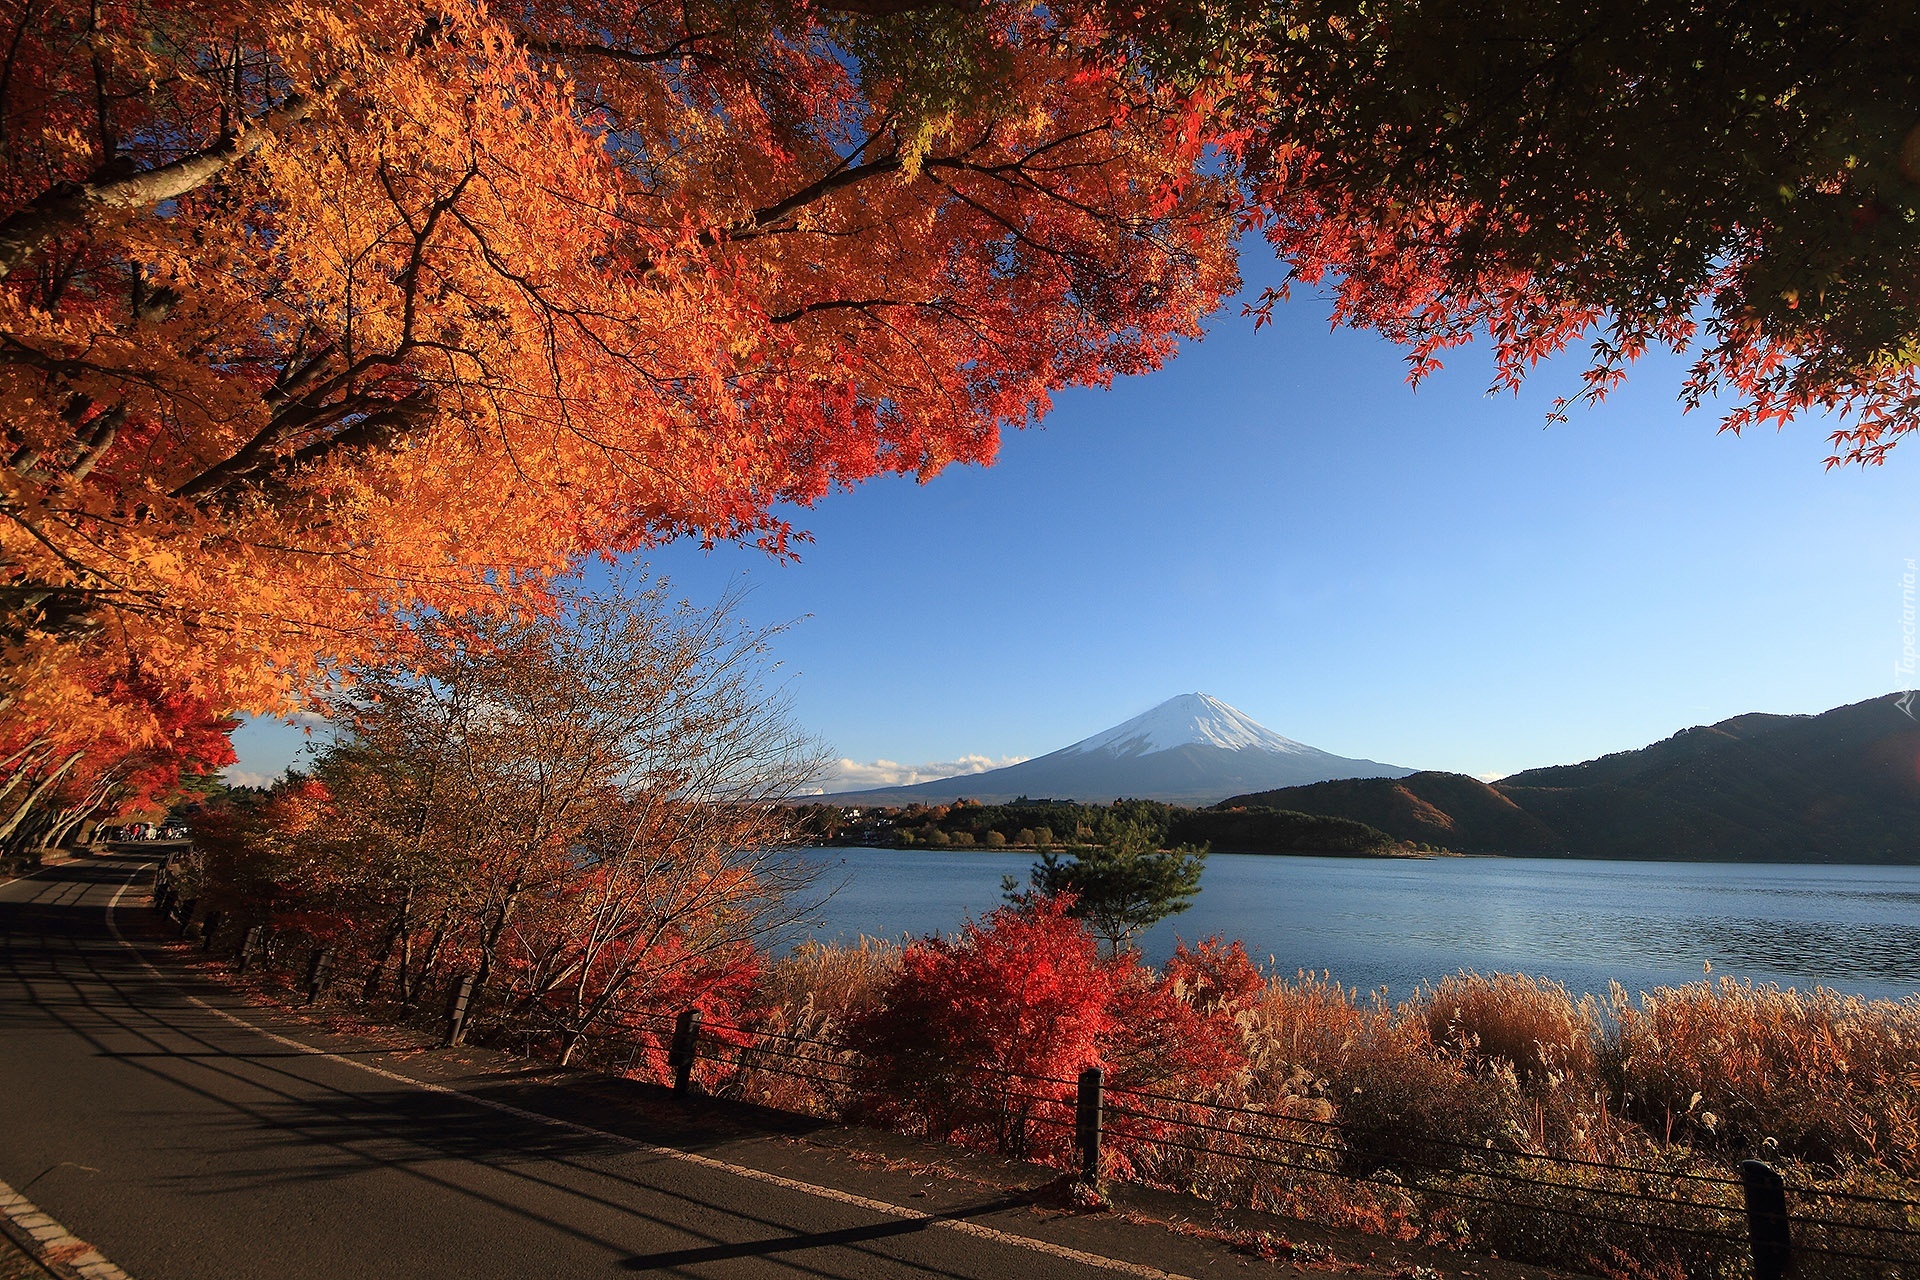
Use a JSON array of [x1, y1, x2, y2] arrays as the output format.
[[1220, 771, 1564, 854], [1222, 694, 1920, 862], [1498, 695, 1920, 860], [825, 693, 1415, 806]]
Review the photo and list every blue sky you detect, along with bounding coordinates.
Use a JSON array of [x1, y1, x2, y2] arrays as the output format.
[[229, 250, 1920, 787]]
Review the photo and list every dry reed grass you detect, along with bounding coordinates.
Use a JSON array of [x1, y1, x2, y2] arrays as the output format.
[[1607, 978, 1920, 1172], [715, 948, 1920, 1280], [707, 937, 901, 1114]]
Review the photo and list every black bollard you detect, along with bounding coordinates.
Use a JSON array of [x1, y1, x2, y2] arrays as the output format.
[[1740, 1160, 1793, 1280], [667, 1010, 702, 1094], [1075, 1066, 1104, 1182]]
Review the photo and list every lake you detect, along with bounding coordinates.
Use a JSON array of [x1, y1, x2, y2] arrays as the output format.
[[791, 848, 1920, 1003]]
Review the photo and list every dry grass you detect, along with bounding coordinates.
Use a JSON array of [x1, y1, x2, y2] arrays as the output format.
[[1137, 970, 1920, 1279], [730, 951, 1920, 1280], [756, 936, 902, 1039], [1607, 978, 1920, 1171], [703, 937, 902, 1114], [1422, 972, 1602, 1087]]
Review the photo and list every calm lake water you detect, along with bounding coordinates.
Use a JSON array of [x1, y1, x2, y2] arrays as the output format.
[[792, 848, 1920, 1003]]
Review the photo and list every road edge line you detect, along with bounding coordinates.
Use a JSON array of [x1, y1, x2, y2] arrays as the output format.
[[0, 1178, 134, 1280], [100, 871, 1195, 1280]]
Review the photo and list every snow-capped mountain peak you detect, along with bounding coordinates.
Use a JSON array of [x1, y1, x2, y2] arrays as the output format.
[[1062, 693, 1309, 758], [819, 692, 1413, 804]]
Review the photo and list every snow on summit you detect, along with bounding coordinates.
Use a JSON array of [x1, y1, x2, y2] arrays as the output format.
[[818, 691, 1414, 803], [1063, 693, 1310, 758]]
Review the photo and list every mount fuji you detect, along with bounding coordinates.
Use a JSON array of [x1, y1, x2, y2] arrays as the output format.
[[822, 693, 1416, 806]]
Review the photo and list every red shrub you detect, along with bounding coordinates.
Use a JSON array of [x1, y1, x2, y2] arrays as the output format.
[[846, 895, 1117, 1157]]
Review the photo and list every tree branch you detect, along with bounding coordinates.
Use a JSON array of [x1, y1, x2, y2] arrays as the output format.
[[0, 84, 326, 278], [521, 33, 722, 66]]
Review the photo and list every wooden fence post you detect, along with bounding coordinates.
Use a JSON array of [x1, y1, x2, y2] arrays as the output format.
[[304, 948, 333, 1005], [1076, 1066, 1104, 1182], [444, 974, 476, 1047], [235, 925, 262, 973], [1740, 1159, 1793, 1280]]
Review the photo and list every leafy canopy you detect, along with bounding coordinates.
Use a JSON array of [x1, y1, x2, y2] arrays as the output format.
[[9, 0, 1918, 828], [0, 0, 1236, 793], [1214, 0, 1920, 460]]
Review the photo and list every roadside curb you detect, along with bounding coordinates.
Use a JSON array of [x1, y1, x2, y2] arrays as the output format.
[[0, 1181, 132, 1280]]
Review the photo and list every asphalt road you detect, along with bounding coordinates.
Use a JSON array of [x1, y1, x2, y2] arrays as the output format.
[[0, 853, 1226, 1280]]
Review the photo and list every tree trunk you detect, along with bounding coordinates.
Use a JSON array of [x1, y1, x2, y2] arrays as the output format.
[[361, 892, 411, 1002], [405, 909, 454, 1005], [470, 870, 527, 996], [0, 749, 82, 844]]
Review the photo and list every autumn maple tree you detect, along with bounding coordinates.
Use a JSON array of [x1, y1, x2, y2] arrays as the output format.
[[0, 675, 234, 858], [10, 0, 1917, 840], [848, 896, 1121, 1154], [847, 896, 1256, 1159], [0, 0, 1237, 825]]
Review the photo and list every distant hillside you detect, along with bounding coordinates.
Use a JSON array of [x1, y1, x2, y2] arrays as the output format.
[[1221, 694, 1920, 863], [1220, 772, 1563, 855]]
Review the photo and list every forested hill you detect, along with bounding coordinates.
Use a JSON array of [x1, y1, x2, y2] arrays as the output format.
[[1216, 772, 1564, 855], [794, 797, 1403, 856], [1221, 694, 1920, 863]]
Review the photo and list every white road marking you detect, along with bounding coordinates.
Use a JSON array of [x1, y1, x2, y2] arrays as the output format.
[[101, 870, 1195, 1280], [0, 1178, 133, 1280]]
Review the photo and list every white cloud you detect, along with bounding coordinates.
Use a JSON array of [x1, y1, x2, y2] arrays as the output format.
[[222, 767, 278, 789], [814, 753, 1028, 791]]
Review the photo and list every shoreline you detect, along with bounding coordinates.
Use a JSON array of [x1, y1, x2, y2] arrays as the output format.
[[803, 840, 1920, 869]]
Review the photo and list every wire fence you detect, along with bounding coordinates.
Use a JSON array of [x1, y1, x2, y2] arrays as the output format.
[[391, 967, 1920, 1280], [597, 1002, 1920, 1280], [162, 882, 1920, 1280]]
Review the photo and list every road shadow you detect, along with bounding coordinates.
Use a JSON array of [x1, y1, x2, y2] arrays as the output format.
[[615, 1195, 1027, 1271]]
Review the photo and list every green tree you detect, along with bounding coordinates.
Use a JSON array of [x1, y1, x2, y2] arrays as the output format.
[[1005, 821, 1206, 956]]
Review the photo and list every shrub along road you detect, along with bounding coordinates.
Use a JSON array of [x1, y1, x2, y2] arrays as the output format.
[[0, 853, 1581, 1280]]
